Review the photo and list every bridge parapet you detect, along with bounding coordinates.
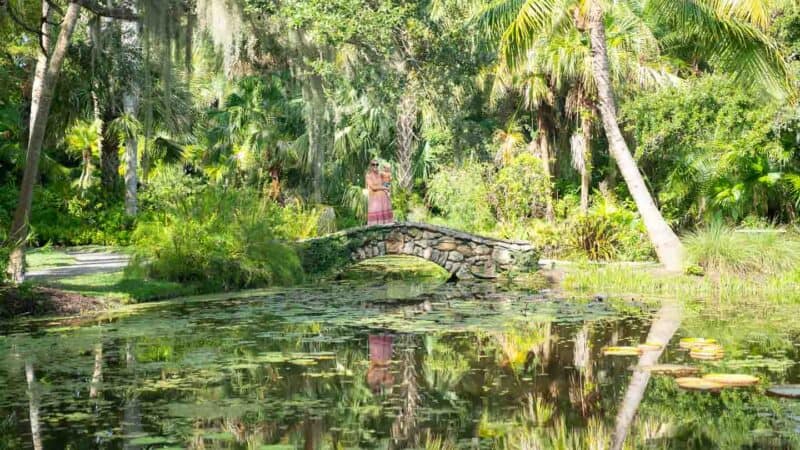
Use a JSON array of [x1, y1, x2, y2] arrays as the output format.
[[296, 222, 538, 280]]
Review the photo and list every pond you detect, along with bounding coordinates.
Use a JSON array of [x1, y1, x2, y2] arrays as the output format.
[[1, 275, 800, 449]]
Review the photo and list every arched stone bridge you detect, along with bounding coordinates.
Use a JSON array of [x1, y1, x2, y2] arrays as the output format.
[[295, 222, 539, 280]]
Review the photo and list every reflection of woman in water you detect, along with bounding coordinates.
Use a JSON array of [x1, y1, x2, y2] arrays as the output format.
[[367, 334, 395, 394], [366, 160, 394, 225]]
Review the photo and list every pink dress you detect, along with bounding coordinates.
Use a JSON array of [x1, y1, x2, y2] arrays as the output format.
[[366, 171, 393, 225]]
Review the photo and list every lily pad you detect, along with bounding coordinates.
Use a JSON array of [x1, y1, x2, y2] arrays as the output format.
[[679, 338, 718, 349], [638, 342, 663, 352], [639, 364, 699, 377], [702, 373, 759, 387], [603, 346, 641, 356], [675, 377, 724, 392], [690, 344, 724, 360], [766, 385, 800, 399]]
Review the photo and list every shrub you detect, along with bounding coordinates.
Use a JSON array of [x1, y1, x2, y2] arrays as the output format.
[[133, 188, 305, 291], [29, 186, 133, 246], [684, 224, 800, 276], [567, 194, 654, 261], [426, 162, 495, 232], [489, 153, 551, 223]]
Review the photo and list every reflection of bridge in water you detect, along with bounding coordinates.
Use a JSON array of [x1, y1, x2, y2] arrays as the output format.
[[296, 222, 539, 280]]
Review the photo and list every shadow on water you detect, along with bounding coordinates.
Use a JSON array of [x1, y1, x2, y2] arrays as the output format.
[[2, 279, 800, 449]]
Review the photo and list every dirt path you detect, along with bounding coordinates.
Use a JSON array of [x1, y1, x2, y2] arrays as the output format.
[[26, 249, 130, 280]]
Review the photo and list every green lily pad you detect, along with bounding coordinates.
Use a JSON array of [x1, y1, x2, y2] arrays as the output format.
[[766, 385, 800, 398], [603, 346, 641, 356]]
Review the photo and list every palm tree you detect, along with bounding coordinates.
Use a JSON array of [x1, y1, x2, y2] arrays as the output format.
[[477, 0, 791, 270], [65, 120, 101, 190]]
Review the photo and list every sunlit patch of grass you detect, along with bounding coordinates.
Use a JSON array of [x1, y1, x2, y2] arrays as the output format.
[[38, 271, 196, 304]]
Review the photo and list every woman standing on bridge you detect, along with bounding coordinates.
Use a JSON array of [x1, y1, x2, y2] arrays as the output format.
[[366, 159, 394, 225]]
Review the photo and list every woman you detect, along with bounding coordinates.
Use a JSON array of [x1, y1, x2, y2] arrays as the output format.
[[366, 159, 394, 225]]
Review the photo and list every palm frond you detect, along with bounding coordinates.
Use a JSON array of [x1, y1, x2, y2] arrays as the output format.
[[648, 0, 792, 96]]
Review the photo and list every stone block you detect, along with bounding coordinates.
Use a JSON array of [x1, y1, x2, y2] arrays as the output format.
[[422, 247, 433, 260], [492, 248, 512, 265], [436, 240, 457, 251], [448, 251, 464, 262], [386, 239, 403, 254], [456, 245, 475, 257], [474, 245, 491, 255]]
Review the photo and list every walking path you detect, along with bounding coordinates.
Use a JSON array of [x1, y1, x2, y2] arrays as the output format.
[[26, 249, 130, 280]]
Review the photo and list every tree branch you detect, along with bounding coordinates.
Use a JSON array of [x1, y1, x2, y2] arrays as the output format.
[[73, 0, 138, 21]]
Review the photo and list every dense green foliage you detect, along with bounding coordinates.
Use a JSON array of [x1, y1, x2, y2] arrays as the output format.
[[623, 76, 800, 227], [133, 184, 306, 291], [0, 0, 799, 288]]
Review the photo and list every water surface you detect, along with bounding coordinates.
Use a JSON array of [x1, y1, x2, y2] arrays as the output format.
[[1, 279, 799, 449]]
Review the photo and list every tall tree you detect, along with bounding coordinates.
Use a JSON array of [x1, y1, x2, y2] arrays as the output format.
[[7, 2, 82, 283], [478, 0, 791, 271], [587, 0, 684, 269], [7, 0, 139, 282]]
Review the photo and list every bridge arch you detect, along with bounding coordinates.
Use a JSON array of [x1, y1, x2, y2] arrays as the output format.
[[296, 222, 538, 280]]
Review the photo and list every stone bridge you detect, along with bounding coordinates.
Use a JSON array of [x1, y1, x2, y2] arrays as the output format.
[[295, 222, 539, 280]]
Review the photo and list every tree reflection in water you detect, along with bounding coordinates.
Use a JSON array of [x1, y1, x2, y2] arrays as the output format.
[[25, 361, 42, 450], [611, 301, 682, 450]]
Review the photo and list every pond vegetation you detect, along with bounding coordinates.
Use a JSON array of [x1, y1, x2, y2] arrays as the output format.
[[2, 277, 800, 449], [1, 0, 800, 448]]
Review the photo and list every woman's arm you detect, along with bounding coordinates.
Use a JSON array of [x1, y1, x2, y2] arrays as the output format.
[[366, 173, 383, 192], [367, 173, 388, 192]]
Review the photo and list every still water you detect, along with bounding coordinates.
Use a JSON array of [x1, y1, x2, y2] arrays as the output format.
[[1, 279, 799, 449]]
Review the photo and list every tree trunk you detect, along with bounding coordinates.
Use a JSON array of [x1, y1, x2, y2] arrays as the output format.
[[587, 1, 684, 271], [185, 2, 194, 81], [80, 148, 93, 190], [580, 110, 592, 214], [123, 93, 139, 216], [122, 10, 140, 216], [395, 88, 417, 192], [535, 112, 555, 222], [302, 75, 327, 203], [101, 122, 120, 192], [28, 1, 51, 143], [7, 3, 82, 283]]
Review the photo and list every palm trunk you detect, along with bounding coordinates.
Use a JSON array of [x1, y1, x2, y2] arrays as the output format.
[[396, 89, 417, 192], [580, 111, 592, 214], [80, 148, 93, 190], [536, 112, 555, 222], [7, 3, 81, 283], [587, 1, 684, 271]]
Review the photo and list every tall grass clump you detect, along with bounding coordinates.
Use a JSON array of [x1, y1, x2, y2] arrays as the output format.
[[684, 224, 800, 276], [133, 187, 306, 291]]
